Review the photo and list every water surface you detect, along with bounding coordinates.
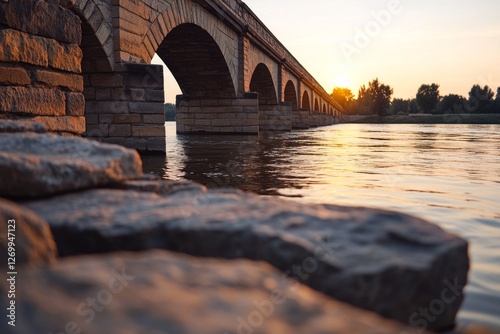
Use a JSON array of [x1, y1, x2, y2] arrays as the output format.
[[142, 123, 500, 329]]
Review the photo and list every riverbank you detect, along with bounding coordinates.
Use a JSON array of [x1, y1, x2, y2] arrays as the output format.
[[341, 114, 500, 124]]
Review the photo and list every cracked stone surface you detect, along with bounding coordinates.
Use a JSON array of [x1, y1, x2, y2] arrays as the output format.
[[0, 132, 142, 198], [0, 250, 424, 334], [0, 198, 57, 266], [24, 188, 469, 330]]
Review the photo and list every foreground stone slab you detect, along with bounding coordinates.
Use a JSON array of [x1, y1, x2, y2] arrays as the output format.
[[107, 179, 207, 196], [0, 199, 57, 266], [0, 250, 423, 334], [0, 120, 46, 133], [24, 189, 469, 330], [0, 133, 142, 198]]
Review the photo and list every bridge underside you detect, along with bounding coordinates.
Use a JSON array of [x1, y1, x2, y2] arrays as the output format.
[[3, 0, 341, 152]]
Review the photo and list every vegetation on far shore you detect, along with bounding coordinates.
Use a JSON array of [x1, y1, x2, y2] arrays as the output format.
[[332, 79, 500, 124], [344, 113, 500, 125]]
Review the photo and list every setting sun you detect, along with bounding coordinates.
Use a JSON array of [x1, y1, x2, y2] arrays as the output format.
[[334, 75, 351, 89]]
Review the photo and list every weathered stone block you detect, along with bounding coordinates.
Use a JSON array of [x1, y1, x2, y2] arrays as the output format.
[[0, 65, 31, 86], [95, 88, 112, 101], [0, 250, 426, 334], [90, 73, 123, 87], [132, 125, 166, 137], [112, 88, 146, 101], [2, 0, 81, 44], [0, 199, 57, 266], [86, 124, 109, 138], [123, 65, 164, 89], [194, 119, 211, 126], [66, 92, 85, 116], [109, 124, 132, 137], [23, 189, 468, 330], [0, 86, 66, 116], [85, 114, 98, 125], [211, 119, 231, 127], [35, 70, 84, 92], [0, 29, 48, 67], [113, 114, 142, 124], [147, 137, 167, 152], [129, 102, 164, 114], [48, 40, 82, 73], [0, 119, 46, 133], [32, 116, 85, 135], [146, 89, 165, 102], [85, 101, 129, 114], [0, 133, 142, 198], [217, 113, 236, 119], [242, 126, 259, 133], [230, 119, 254, 127], [143, 114, 165, 124], [102, 137, 147, 151]]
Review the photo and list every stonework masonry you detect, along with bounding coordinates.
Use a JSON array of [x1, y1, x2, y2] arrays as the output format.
[[0, 0, 84, 135], [1, 0, 344, 152]]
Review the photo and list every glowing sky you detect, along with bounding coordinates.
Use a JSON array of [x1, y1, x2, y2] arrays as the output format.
[[154, 0, 500, 102]]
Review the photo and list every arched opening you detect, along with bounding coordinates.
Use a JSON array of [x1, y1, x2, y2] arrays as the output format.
[[322, 104, 327, 114], [250, 64, 278, 106], [156, 24, 236, 99], [302, 91, 311, 110], [314, 98, 320, 112], [60, 1, 116, 141], [284, 81, 298, 110]]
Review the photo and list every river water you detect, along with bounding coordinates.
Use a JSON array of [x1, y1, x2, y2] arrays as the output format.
[[142, 122, 500, 329]]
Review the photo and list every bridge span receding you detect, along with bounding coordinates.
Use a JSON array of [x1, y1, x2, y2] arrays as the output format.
[[67, 0, 343, 151]]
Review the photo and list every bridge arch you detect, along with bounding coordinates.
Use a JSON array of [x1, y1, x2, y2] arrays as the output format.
[[156, 24, 236, 98], [322, 104, 327, 114], [284, 81, 298, 110], [250, 64, 278, 106], [59, 0, 114, 72], [302, 91, 311, 110], [142, 2, 239, 96], [314, 98, 320, 112]]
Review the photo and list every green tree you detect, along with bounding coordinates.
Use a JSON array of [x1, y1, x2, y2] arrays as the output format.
[[165, 103, 176, 121], [495, 87, 500, 113], [408, 99, 420, 114], [416, 84, 440, 113], [331, 87, 354, 109], [466, 85, 495, 113], [357, 78, 393, 116], [389, 98, 411, 115], [438, 94, 467, 114]]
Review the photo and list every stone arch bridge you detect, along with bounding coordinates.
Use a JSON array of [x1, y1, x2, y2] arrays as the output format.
[[2, 0, 343, 152]]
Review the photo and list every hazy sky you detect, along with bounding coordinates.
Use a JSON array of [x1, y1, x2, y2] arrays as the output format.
[[155, 0, 500, 102]]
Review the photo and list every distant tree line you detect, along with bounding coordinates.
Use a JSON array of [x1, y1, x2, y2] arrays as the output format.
[[165, 103, 176, 121], [332, 80, 500, 116]]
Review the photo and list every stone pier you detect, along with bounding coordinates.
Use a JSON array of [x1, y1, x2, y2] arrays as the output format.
[[176, 94, 259, 134], [259, 103, 293, 132]]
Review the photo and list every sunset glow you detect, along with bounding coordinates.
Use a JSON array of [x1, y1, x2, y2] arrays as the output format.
[[155, 0, 500, 102]]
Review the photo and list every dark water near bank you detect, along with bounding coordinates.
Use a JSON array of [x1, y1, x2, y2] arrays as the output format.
[[142, 122, 500, 329]]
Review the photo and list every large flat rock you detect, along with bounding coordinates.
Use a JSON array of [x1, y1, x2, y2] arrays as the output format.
[[0, 132, 142, 198], [24, 188, 469, 330], [0, 198, 57, 266], [0, 250, 423, 334], [0, 120, 47, 133]]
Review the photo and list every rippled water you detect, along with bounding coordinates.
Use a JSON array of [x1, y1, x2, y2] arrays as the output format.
[[142, 122, 500, 329]]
